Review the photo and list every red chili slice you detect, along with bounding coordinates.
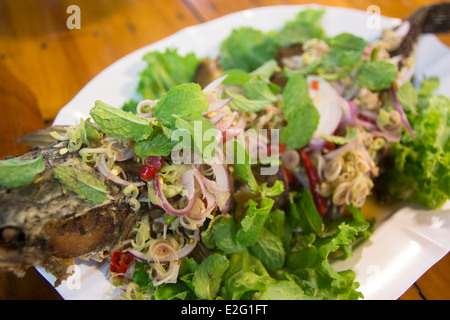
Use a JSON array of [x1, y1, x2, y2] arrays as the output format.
[[140, 156, 164, 181], [298, 148, 328, 216], [110, 250, 135, 274]]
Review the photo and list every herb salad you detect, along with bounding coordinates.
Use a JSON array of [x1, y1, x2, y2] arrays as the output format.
[[3, 7, 445, 300], [102, 8, 449, 300]]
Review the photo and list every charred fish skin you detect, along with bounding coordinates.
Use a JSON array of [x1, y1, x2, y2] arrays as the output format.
[[0, 142, 143, 286]]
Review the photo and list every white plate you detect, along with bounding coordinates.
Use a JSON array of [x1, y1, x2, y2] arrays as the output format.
[[38, 4, 450, 300]]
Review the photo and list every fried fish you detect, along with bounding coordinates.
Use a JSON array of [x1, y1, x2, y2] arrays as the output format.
[[0, 126, 146, 286]]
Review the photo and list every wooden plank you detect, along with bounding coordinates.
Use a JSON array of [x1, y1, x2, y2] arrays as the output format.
[[0, 0, 200, 122], [415, 253, 450, 300]]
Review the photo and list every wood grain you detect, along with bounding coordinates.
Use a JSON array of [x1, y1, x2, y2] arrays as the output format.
[[0, 0, 448, 300], [0, 0, 199, 121]]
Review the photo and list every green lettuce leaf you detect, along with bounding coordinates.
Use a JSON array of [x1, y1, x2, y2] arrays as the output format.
[[138, 48, 201, 100], [277, 9, 326, 45], [236, 198, 275, 247], [381, 89, 450, 209], [219, 27, 278, 72]]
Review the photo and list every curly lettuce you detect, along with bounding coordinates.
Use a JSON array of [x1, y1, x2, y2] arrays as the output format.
[[379, 78, 450, 209]]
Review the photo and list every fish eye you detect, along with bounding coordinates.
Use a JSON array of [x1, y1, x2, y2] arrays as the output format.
[[0, 226, 25, 248]]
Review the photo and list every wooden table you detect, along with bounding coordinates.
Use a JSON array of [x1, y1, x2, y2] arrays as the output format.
[[0, 0, 448, 300]]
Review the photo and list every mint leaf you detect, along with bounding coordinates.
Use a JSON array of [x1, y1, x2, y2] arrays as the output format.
[[280, 74, 320, 149], [319, 33, 367, 79], [243, 78, 278, 103], [356, 60, 397, 91], [250, 228, 285, 271], [225, 88, 270, 113], [90, 100, 153, 141], [250, 59, 279, 82], [134, 124, 178, 158], [154, 83, 209, 129], [192, 254, 229, 300], [222, 69, 252, 85], [175, 114, 217, 161], [296, 189, 324, 234], [53, 165, 108, 204], [211, 216, 246, 254], [258, 280, 306, 300], [154, 83, 217, 159], [0, 155, 45, 188]]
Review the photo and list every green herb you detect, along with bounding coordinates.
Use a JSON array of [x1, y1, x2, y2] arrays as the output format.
[[211, 216, 246, 254], [138, 48, 201, 100], [280, 73, 320, 149], [192, 254, 229, 300], [221, 59, 279, 113], [319, 33, 367, 79], [0, 155, 45, 188], [225, 88, 271, 113], [83, 118, 101, 142], [396, 82, 417, 114], [134, 124, 178, 158], [284, 217, 369, 299], [221, 68, 252, 85], [356, 60, 397, 91], [219, 27, 278, 72], [230, 140, 259, 193], [53, 165, 108, 204], [320, 127, 357, 145], [154, 83, 217, 159], [155, 258, 199, 300], [132, 261, 152, 289], [294, 189, 324, 234], [90, 100, 153, 141], [260, 180, 285, 198], [236, 198, 275, 247], [249, 228, 285, 271], [277, 9, 326, 45], [175, 114, 217, 160], [418, 76, 440, 98], [220, 251, 309, 300], [381, 89, 450, 209], [120, 99, 138, 114], [154, 83, 208, 127]]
